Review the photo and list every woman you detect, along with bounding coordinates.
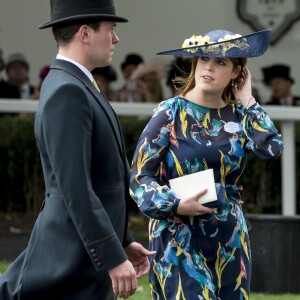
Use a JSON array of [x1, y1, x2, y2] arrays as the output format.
[[129, 29, 283, 300]]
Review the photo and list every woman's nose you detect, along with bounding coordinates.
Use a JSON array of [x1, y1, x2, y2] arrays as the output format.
[[205, 63, 213, 71]]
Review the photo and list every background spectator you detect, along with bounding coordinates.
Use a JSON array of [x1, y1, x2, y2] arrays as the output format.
[[262, 64, 300, 106], [27, 64, 51, 100], [39, 64, 51, 87], [5, 53, 37, 99], [251, 86, 262, 104], [116, 53, 144, 102], [129, 56, 166, 103], [92, 65, 118, 101], [0, 49, 20, 99]]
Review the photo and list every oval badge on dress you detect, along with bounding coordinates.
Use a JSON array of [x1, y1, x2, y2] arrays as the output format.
[[224, 121, 240, 133]]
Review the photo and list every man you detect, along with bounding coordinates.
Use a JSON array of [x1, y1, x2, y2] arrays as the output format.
[[5, 53, 36, 99], [262, 64, 300, 106], [0, 0, 154, 299], [0, 50, 20, 99]]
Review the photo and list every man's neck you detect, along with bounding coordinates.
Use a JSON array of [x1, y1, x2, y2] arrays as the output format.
[[58, 47, 92, 71], [56, 53, 94, 82]]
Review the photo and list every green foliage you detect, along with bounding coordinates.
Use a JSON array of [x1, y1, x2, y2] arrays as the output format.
[[0, 115, 299, 215], [0, 114, 44, 215], [0, 260, 10, 274]]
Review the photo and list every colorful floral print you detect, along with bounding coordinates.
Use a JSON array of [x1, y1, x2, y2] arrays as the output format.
[[130, 96, 283, 299]]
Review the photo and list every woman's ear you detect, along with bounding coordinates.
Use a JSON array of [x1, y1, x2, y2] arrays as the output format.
[[232, 65, 241, 80]]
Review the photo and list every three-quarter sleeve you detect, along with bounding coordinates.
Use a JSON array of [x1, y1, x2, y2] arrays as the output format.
[[242, 103, 283, 160]]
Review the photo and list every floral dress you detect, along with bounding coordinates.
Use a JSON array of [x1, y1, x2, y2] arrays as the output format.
[[129, 96, 283, 300]]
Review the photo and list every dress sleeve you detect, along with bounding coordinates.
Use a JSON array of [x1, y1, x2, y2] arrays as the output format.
[[242, 103, 283, 160], [129, 102, 180, 220]]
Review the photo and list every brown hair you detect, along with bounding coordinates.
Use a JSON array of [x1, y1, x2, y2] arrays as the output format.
[[173, 57, 247, 104], [52, 21, 101, 46]]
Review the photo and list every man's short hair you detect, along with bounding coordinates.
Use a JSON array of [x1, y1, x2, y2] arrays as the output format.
[[52, 21, 101, 46]]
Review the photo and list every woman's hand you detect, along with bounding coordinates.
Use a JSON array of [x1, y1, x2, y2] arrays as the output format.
[[176, 189, 214, 216], [232, 68, 256, 108]]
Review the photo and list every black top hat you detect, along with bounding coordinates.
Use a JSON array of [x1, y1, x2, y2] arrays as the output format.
[[39, 0, 128, 29], [121, 53, 144, 70], [262, 64, 294, 84], [91, 65, 117, 81]]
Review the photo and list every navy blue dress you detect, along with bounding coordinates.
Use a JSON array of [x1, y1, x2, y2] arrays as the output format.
[[130, 96, 283, 299]]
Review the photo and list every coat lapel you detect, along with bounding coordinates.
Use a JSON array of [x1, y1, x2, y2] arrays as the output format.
[[50, 59, 125, 157]]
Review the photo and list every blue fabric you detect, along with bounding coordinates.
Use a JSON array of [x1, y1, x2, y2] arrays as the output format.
[[157, 29, 271, 58], [203, 183, 226, 208], [130, 96, 283, 299]]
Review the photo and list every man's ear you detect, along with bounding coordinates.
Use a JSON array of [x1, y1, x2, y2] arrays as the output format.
[[79, 25, 90, 42]]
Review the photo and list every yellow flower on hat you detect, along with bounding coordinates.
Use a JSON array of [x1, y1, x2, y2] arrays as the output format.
[[182, 35, 203, 48], [182, 33, 243, 49], [157, 29, 271, 58], [201, 36, 211, 44], [182, 35, 214, 53], [218, 33, 242, 43]]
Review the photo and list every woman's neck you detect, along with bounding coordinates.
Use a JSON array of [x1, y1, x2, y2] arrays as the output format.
[[183, 89, 226, 108]]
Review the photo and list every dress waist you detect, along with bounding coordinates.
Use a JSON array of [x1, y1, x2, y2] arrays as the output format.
[[225, 184, 242, 204]]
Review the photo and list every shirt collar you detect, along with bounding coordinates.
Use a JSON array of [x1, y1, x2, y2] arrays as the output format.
[[56, 54, 94, 82]]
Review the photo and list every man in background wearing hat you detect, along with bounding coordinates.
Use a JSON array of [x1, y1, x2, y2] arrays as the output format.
[[262, 64, 300, 106], [0, 49, 20, 100], [5, 53, 36, 99], [0, 0, 154, 299]]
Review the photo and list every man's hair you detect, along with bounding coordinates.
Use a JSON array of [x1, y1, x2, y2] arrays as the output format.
[[52, 21, 101, 46]]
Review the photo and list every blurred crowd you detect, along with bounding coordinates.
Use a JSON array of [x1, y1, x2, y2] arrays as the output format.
[[1, 48, 299, 106]]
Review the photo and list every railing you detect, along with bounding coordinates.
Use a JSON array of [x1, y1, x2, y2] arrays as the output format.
[[0, 99, 299, 216]]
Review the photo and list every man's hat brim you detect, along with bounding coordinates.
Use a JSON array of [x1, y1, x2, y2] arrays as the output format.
[[157, 29, 271, 58], [39, 14, 128, 29]]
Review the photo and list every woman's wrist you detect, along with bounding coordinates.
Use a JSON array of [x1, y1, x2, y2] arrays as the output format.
[[244, 96, 256, 109]]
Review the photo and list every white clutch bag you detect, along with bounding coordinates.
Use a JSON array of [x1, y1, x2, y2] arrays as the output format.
[[169, 169, 221, 207]]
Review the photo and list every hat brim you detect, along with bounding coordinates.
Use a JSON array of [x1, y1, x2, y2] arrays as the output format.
[[39, 14, 128, 29], [157, 29, 271, 58]]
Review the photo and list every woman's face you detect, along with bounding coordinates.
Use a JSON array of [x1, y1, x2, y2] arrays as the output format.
[[194, 57, 240, 94]]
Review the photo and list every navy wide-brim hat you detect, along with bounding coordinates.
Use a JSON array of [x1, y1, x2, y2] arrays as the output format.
[[157, 29, 271, 58], [39, 0, 128, 29]]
